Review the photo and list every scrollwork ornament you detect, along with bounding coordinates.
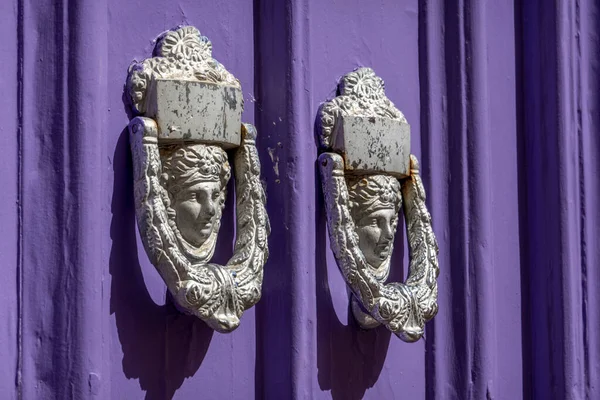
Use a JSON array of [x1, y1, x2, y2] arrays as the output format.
[[317, 68, 439, 342], [126, 26, 269, 332]]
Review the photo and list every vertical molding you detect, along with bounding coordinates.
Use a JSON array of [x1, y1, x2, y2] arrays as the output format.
[[418, 1, 448, 398], [16, 0, 24, 396], [253, 1, 292, 397], [253, 0, 314, 398], [0, 0, 22, 397], [578, 1, 600, 397], [462, 1, 498, 397], [519, 0, 599, 398], [20, 0, 107, 398], [421, 0, 499, 398], [284, 0, 315, 398]]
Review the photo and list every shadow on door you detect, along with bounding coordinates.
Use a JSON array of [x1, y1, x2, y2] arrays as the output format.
[[315, 168, 404, 400], [109, 128, 219, 400]]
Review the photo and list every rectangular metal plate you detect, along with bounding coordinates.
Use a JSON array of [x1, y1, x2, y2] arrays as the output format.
[[333, 115, 410, 177], [146, 79, 243, 149]]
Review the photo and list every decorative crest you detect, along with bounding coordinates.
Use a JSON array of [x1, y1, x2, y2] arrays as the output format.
[[127, 26, 240, 115], [318, 67, 406, 151]]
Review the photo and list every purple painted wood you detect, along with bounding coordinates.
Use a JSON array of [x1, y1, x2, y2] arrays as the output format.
[[419, 1, 522, 398], [6, 0, 599, 398], [520, 0, 600, 398], [18, 0, 108, 397], [253, 1, 295, 397], [0, 0, 19, 398]]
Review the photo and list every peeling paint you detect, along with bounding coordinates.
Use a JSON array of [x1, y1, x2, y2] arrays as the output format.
[[146, 80, 243, 149], [267, 146, 280, 181], [336, 115, 410, 177]]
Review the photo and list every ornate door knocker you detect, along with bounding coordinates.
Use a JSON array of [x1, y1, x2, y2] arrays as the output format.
[[317, 68, 439, 342], [126, 26, 270, 332]]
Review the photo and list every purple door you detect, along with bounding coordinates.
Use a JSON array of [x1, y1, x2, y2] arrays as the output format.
[[2, 0, 599, 399]]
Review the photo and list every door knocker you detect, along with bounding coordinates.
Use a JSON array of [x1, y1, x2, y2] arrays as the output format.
[[126, 26, 270, 332], [317, 68, 439, 342]]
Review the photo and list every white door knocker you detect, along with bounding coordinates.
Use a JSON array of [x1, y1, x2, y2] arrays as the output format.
[[317, 67, 439, 342], [126, 26, 270, 332]]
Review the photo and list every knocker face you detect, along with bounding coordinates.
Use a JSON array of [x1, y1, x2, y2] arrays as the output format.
[[355, 208, 397, 267], [173, 181, 221, 245], [347, 174, 402, 269], [161, 144, 231, 248]]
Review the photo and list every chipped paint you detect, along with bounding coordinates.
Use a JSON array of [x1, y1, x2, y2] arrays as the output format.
[[267, 146, 280, 182], [146, 79, 243, 149], [335, 115, 410, 177]]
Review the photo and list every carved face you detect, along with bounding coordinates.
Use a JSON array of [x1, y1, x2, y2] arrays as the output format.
[[347, 174, 402, 268], [160, 144, 231, 249], [355, 208, 397, 267], [173, 181, 222, 246]]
